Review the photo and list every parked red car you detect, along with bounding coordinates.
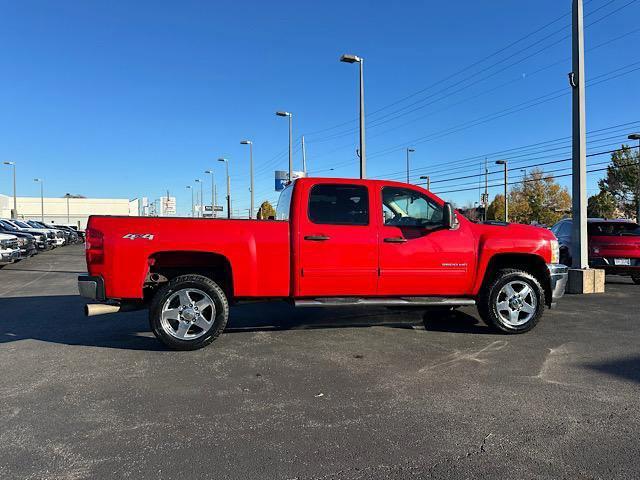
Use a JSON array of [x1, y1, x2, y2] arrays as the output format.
[[79, 178, 568, 350], [551, 218, 640, 284]]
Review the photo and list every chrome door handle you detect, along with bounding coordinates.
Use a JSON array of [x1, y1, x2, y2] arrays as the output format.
[[384, 237, 408, 243], [304, 235, 331, 241]]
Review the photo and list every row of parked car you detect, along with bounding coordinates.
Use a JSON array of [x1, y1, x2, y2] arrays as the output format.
[[0, 219, 84, 267]]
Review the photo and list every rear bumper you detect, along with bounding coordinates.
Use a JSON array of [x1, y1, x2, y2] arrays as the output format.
[[547, 263, 569, 307], [78, 275, 106, 301], [589, 257, 640, 276]]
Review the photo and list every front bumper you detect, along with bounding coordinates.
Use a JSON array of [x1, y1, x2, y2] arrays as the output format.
[[0, 249, 21, 264], [547, 263, 569, 307], [78, 275, 106, 301]]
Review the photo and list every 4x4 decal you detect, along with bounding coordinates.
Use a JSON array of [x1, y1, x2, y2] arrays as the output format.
[[123, 233, 155, 240]]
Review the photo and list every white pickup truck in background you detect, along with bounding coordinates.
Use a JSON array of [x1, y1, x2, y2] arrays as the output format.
[[0, 233, 21, 266]]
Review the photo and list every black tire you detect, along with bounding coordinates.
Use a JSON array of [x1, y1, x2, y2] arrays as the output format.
[[632, 275, 640, 285], [477, 268, 545, 334], [149, 274, 229, 351]]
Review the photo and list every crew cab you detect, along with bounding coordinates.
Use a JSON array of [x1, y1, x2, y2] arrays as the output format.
[[552, 218, 640, 284], [79, 178, 568, 350]]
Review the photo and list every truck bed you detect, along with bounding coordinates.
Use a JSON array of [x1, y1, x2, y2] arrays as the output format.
[[86, 216, 290, 299]]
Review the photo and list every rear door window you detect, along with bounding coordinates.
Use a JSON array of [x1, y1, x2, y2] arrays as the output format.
[[308, 184, 369, 226]]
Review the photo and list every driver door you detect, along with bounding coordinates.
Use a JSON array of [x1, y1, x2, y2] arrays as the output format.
[[377, 186, 476, 296]]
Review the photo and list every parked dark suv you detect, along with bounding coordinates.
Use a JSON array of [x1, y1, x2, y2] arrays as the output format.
[[551, 218, 640, 284]]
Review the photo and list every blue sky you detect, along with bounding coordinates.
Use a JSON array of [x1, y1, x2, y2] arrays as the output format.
[[1, 0, 639, 216]]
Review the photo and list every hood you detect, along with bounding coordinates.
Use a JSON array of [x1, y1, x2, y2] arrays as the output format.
[[474, 221, 555, 240]]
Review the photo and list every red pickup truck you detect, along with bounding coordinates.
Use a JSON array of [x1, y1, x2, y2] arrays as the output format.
[[79, 178, 568, 350]]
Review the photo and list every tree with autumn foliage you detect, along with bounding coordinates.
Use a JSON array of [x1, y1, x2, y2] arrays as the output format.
[[256, 200, 276, 219], [597, 144, 640, 220], [487, 169, 571, 225]]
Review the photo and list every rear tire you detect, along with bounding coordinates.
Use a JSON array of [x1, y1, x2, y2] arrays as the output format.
[[632, 274, 640, 285], [149, 274, 229, 350], [477, 269, 545, 334]]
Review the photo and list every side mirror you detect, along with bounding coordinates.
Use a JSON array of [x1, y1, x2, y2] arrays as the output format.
[[443, 202, 456, 229]]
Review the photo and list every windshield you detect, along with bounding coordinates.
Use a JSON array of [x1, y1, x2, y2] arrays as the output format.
[[588, 222, 640, 236], [14, 221, 32, 228], [0, 220, 17, 231]]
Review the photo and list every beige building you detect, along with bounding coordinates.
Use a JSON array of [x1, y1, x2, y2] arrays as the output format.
[[0, 194, 140, 229]]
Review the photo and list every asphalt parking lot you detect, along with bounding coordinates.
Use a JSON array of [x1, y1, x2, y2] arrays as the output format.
[[1, 245, 639, 479]]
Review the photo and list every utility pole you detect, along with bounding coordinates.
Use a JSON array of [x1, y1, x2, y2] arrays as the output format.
[[301, 135, 307, 175], [628, 133, 640, 222], [496, 160, 508, 222], [484, 158, 489, 221], [571, 0, 588, 269]]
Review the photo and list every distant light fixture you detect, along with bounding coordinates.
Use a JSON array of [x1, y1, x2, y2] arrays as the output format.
[[340, 54, 362, 64]]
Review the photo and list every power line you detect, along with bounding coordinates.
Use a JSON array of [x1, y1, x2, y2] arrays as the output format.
[[306, 0, 629, 143], [431, 145, 639, 195]]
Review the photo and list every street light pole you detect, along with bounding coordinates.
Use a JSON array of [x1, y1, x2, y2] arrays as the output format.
[[419, 175, 430, 191], [406, 148, 415, 183], [275, 112, 293, 182], [3, 162, 17, 218], [195, 179, 204, 218], [218, 158, 231, 219], [34, 178, 44, 222], [241, 140, 254, 218], [628, 133, 640, 222], [186, 186, 193, 217], [340, 54, 366, 179], [204, 170, 216, 218], [64, 193, 71, 224], [496, 160, 508, 222]]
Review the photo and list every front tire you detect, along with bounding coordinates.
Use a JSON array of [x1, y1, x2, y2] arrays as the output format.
[[149, 274, 229, 350], [478, 269, 545, 334]]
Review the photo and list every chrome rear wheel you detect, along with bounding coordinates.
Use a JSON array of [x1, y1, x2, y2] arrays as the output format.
[[160, 288, 216, 340]]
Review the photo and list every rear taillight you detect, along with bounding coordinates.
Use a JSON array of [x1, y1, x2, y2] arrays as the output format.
[[86, 228, 104, 264]]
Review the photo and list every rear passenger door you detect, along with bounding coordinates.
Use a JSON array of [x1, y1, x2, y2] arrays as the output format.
[[296, 183, 378, 297]]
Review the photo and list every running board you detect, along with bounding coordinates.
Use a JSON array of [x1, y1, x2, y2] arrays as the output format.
[[294, 297, 476, 307]]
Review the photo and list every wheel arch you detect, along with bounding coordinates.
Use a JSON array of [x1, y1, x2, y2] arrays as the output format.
[[479, 253, 551, 307], [146, 250, 234, 300]]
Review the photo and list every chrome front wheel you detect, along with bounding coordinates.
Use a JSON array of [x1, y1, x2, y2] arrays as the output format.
[[495, 280, 537, 328]]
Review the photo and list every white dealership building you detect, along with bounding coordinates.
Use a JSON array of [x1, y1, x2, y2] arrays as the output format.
[[0, 194, 140, 229]]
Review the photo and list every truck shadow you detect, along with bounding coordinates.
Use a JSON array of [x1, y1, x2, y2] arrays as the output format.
[[0, 296, 491, 351], [584, 356, 640, 384]]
